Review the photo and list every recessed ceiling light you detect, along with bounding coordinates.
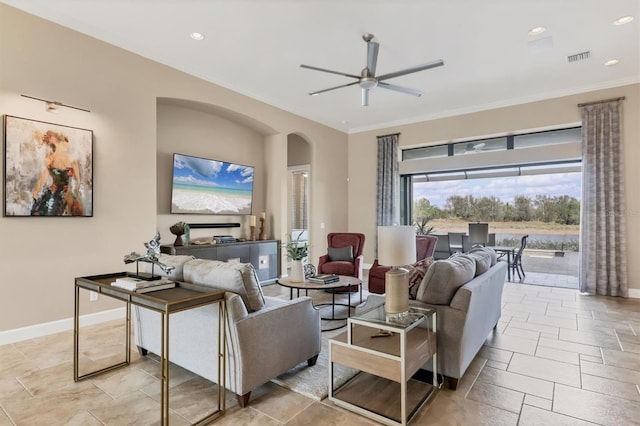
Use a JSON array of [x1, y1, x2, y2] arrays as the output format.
[[190, 32, 205, 41], [604, 59, 620, 67], [528, 26, 547, 36], [613, 15, 634, 25]]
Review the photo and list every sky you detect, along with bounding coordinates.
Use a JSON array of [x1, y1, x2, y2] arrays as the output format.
[[413, 172, 582, 208], [173, 154, 254, 189]]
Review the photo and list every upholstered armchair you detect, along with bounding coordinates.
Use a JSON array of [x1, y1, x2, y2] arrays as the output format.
[[369, 235, 438, 294], [317, 233, 365, 291]]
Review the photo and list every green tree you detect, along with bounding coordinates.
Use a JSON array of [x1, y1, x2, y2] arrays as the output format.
[[413, 197, 441, 222], [475, 196, 504, 221], [554, 195, 581, 225], [513, 195, 532, 221], [445, 195, 475, 220]]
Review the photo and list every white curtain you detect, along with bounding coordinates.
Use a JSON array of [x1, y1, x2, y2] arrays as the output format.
[[579, 99, 628, 297]]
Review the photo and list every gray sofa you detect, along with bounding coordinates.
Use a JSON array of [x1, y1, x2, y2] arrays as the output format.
[[133, 254, 321, 407], [358, 247, 507, 389]]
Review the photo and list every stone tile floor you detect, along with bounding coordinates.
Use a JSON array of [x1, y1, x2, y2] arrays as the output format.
[[1, 278, 639, 425]]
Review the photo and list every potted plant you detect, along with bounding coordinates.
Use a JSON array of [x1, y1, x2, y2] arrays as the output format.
[[285, 231, 308, 282], [414, 217, 434, 235]]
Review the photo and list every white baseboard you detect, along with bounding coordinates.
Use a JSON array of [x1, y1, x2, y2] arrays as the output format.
[[629, 288, 640, 299], [0, 308, 125, 346]]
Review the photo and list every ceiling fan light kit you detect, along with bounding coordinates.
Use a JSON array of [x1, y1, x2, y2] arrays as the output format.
[[301, 33, 444, 106]]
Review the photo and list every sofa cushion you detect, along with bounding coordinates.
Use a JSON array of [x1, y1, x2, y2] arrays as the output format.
[[466, 251, 492, 276], [416, 255, 476, 305], [153, 254, 195, 281], [408, 257, 434, 300], [468, 246, 497, 266], [183, 259, 265, 312], [320, 261, 355, 276], [328, 246, 354, 262]]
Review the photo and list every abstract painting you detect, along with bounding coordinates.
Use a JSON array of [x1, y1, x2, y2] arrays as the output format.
[[3, 115, 93, 217]]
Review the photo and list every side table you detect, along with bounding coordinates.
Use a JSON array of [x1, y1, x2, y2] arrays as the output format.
[[74, 272, 226, 425], [329, 305, 438, 426]]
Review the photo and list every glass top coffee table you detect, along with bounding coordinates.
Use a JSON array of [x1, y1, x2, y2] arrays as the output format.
[[329, 305, 439, 426], [277, 275, 363, 331]]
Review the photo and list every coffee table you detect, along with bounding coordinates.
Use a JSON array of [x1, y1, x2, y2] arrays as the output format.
[[277, 275, 363, 331]]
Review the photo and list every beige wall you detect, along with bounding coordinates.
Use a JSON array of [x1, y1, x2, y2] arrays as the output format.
[[287, 134, 312, 167], [156, 101, 267, 242], [0, 4, 347, 332], [348, 84, 640, 292]]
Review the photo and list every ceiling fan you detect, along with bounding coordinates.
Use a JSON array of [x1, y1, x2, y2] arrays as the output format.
[[300, 33, 444, 106]]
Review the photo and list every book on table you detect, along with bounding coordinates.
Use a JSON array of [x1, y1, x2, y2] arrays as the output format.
[[308, 274, 340, 284], [111, 276, 176, 293]]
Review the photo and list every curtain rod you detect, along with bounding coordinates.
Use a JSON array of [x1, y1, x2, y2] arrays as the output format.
[[578, 97, 625, 107], [376, 132, 401, 138]]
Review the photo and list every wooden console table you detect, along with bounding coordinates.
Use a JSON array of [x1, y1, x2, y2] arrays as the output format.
[[74, 272, 226, 425]]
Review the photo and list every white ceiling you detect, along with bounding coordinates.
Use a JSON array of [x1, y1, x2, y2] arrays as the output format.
[[4, 0, 639, 133]]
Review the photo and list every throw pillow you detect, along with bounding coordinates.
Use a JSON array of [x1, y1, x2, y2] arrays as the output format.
[[466, 251, 492, 276], [328, 246, 354, 262], [183, 259, 266, 312], [416, 255, 476, 305], [468, 246, 497, 266], [408, 257, 434, 300]]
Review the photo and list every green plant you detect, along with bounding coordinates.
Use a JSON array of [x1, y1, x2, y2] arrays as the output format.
[[414, 217, 434, 235], [285, 231, 308, 260]]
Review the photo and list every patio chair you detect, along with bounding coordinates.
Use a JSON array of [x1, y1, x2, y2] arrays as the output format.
[[448, 232, 464, 254], [433, 234, 451, 259], [511, 235, 528, 280], [468, 223, 489, 246]]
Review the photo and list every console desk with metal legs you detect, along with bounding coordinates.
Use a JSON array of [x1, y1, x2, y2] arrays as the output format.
[[74, 272, 226, 425]]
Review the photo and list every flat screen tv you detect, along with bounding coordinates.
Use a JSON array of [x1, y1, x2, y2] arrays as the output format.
[[170, 153, 254, 215]]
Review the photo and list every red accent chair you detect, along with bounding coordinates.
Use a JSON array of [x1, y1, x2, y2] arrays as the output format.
[[317, 233, 366, 292], [368, 235, 438, 294]]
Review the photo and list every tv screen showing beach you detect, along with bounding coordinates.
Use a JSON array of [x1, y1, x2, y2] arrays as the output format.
[[171, 153, 254, 215]]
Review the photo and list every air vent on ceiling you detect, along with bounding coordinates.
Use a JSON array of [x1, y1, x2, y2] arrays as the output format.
[[567, 51, 591, 63]]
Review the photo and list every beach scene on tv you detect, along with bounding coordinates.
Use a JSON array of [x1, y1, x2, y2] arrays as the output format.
[[171, 154, 254, 215]]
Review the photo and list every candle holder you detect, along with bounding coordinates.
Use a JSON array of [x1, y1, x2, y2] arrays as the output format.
[[259, 217, 266, 240], [250, 225, 256, 241]]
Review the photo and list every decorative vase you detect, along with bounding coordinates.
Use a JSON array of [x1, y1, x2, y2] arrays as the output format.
[[290, 260, 304, 282]]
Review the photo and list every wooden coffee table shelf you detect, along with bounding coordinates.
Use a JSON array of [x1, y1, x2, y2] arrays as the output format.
[[329, 306, 438, 426]]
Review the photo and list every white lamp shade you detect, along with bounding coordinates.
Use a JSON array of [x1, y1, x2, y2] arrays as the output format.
[[378, 226, 416, 266]]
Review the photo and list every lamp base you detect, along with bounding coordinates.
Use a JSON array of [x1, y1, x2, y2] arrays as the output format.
[[385, 267, 409, 321]]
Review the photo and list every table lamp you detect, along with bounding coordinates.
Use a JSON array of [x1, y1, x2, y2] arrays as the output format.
[[378, 226, 416, 320]]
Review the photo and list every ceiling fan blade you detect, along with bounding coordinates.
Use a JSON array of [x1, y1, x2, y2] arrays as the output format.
[[376, 59, 444, 81], [367, 41, 379, 76], [309, 81, 359, 96], [378, 82, 422, 97], [361, 88, 369, 106], [300, 64, 360, 79]]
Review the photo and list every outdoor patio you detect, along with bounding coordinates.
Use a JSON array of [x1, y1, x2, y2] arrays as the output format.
[[513, 249, 579, 289]]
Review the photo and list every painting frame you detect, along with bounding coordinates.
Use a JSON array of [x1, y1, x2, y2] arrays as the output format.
[[3, 115, 93, 217]]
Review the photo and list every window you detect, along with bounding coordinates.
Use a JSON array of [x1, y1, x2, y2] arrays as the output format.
[[514, 127, 581, 149], [403, 144, 448, 161], [452, 137, 507, 156]]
